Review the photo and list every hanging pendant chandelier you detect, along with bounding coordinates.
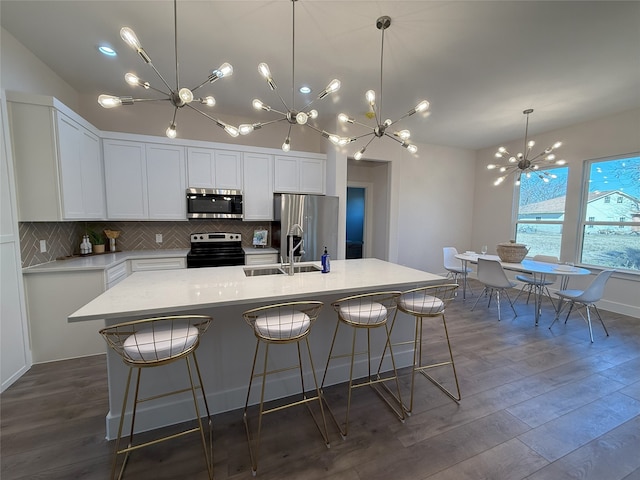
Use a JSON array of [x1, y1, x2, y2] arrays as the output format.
[[337, 16, 430, 160], [238, 0, 341, 152], [487, 109, 565, 186], [97, 0, 238, 140]]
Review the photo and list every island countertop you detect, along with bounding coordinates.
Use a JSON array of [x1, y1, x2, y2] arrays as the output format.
[[69, 258, 445, 322]]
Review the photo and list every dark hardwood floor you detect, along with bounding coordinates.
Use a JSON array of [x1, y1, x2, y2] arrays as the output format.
[[2, 280, 640, 479]]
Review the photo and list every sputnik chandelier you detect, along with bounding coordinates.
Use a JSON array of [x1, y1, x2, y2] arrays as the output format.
[[238, 0, 341, 152], [98, 0, 238, 140], [488, 109, 565, 186], [337, 16, 430, 160]]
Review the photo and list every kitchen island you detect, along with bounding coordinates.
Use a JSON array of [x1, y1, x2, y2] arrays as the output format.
[[69, 258, 445, 439]]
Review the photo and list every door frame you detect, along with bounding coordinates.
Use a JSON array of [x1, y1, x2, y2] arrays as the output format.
[[346, 181, 373, 259]]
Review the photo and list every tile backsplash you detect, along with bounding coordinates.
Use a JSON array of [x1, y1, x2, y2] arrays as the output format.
[[19, 220, 273, 268]]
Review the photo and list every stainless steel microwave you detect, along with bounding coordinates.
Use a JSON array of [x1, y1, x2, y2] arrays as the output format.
[[186, 188, 243, 219]]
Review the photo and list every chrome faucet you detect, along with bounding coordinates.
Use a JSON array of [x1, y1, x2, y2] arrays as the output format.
[[286, 223, 304, 276]]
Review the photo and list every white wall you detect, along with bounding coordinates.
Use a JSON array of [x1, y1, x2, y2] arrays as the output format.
[[473, 108, 640, 316]]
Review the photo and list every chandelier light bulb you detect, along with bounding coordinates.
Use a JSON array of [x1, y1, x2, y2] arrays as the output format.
[[365, 90, 376, 106], [414, 100, 430, 113], [238, 124, 254, 135], [384, 119, 392, 127], [338, 113, 354, 124], [509, 157, 517, 163], [553, 141, 562, 149], [527, 140, 535, 148], [125, 73, 139, 86], [354, 148, 366, 160], [499, 166, 507, 173], [178, 88, 194, 104], [258, 63, 271, 79], [214, 62, 233, 78], [296, 112, 308, 125], [498, 146, 507, 153], [395, 130, 411, 140], [494, 176, 506, 186], [407, 144, 418, 154], [120, 27, 142, 51], [487, 164, 497, 170], [556, 159, 567, 165], [282, 138, 291, 152], [166, 123, 177, 139], [546, 154, 556, 161], [98, 94, 123, 108], [308, 110, 318, 120], [223, 124, 239, 137], [201, 96, 216, 106]]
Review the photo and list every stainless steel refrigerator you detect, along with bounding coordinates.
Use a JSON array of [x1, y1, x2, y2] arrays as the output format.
[[273, 194, 339, 263]]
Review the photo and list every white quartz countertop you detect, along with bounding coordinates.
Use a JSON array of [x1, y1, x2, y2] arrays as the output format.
[[23, 249, 189, 274], [69, 258, 445, 322]]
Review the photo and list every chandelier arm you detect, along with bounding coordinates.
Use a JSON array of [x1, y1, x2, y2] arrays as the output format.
[[190, 78, 212, 93], [384, 132, 405, 145], [144, 84, 172, 96], [351, 119, 376, 130], [146, 61, 175, 94], [170, 106, 178, 125], [360, 135, 377, 149], [378, 21, 385, 126], [265, 107, 289, 117], [185, 104, 229, 129], [304, 123, 323, 134], [130, 98, 173, 103], [259, 118, 290, 128]]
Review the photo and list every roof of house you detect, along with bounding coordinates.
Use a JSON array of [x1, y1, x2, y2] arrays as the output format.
[[520, 190, 640, 215]]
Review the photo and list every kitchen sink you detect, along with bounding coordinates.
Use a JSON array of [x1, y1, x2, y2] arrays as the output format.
[[243, 264, 322, 277]]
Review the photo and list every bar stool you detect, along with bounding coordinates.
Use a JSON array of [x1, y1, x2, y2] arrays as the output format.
[[320, 291, 404, 438], [381, 284, 461, 415], [99, 315, 213, 480], [242, 301, 329, 475]]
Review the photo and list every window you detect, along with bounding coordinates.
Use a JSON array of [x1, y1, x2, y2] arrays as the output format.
[[580, 155, 640, 272], [515, 166, 569, 259]]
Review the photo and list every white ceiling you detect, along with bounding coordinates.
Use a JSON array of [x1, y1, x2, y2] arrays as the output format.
[[2, 1, 639, 150]]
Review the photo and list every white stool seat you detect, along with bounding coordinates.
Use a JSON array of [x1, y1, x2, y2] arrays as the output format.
[[399, 293, 444, 315], [254, 310, 311, 340], [123, 325, 198, 362], [338, 301, 387, 325]]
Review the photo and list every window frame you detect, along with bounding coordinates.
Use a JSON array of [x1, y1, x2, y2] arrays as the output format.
[[578, 152, 640, 273]]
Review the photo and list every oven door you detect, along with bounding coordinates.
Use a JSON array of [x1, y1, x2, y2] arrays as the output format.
[[187, 188, 243, 219]]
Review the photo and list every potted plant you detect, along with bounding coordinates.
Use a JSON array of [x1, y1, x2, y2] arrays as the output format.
[[87, 229, 106, 254]]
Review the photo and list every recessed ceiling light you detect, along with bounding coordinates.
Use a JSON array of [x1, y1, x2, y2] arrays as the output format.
[[98, 45, 117, 57], [299, 86, 311, 94]]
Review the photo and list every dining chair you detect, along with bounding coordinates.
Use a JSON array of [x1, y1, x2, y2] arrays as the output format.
[[471, 258, 518, 321], [550, 269, 615, 342], [443, 247, 472, 295], [514, 254, 559, 308]]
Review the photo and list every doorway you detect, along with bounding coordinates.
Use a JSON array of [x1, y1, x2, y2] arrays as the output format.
[[346, 186, 365, 259]]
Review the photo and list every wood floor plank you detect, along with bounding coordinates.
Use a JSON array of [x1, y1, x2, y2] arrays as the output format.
[[517, 392, 640, 462]]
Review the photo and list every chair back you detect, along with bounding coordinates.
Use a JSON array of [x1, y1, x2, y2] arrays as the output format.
[[443, 247, 461, 270], [477, 258, 513, 289], [574, 270, 615, 303]]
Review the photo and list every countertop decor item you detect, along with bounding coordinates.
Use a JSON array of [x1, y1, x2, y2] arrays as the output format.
[[487, 109, 565, 186], [336, 15, 430, 160], [496, 240, 529, 263], [252, 230, 268, 247], [237, 0, 341, 152], [97, 0, 238, 140], [104, 229, 121, 252]]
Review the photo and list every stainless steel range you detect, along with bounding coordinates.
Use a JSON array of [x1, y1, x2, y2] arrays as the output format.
[[186, 232, 244, 268]]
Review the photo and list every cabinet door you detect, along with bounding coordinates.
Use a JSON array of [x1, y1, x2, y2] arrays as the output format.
[[187, 147, 215, 188], [104, 140, 148, 219], [299, 157, 325, 194], [146, 144, 186, 220], [214, 150, 243, 190], [243, 152, 273, 220], [274, 156, 300, 193], [57, 113, 105, 219]]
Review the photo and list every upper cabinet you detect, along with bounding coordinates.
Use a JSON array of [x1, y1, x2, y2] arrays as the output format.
[[103, 139, 186, 220], [274, 155, 325, 194], [242, 152, 273, 221], [7, 93, 106, 221], [187, 147, 242, 190]]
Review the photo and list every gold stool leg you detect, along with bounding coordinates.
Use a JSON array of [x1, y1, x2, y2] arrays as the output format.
[[190, 351, 213, 479], [185, 355, 214, 480], [243, 339, 266, 475]]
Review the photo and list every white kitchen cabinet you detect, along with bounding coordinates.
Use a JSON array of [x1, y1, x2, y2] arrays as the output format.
[[187, 147, 242, 190], [7, 93, 106, 221], [103, 139, 148, 219], [105, 261, 129, 289], [104, 140, 186, 220], [242, 152, 274, 221], [146, 144, 186, 220], [274, 155, 325, 194], [130, 257, 186, 272]]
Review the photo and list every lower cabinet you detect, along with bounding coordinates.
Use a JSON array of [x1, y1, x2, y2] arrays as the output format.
[[130, 257, 186, 272], [245, 252, 279, 265], [23, 270, 107, 363]]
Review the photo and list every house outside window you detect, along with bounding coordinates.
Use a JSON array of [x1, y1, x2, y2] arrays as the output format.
[[580, 155, 640, 272], [515, 167, 569, 259]]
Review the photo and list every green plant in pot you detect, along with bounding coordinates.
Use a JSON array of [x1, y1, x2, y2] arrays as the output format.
[[87, 229, 105, 253]]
